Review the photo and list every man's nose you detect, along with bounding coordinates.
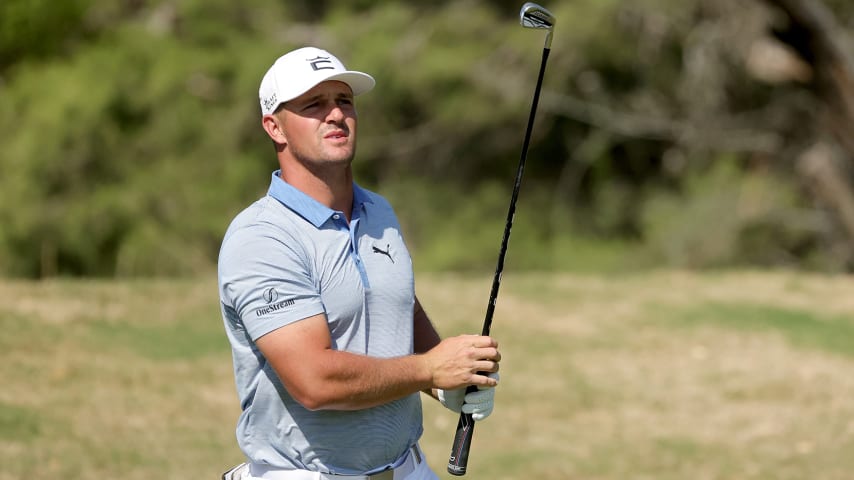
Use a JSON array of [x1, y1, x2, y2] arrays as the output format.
[[326, 104, 345, 122]]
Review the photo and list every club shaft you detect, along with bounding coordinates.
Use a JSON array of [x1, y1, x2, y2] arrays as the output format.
[[483, 45, 550, 337], [447, 45, 551, 476]]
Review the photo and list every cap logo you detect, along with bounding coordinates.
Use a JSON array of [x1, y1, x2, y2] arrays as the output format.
[[262, 93, 278, 112], [307, 55, 335, 71]]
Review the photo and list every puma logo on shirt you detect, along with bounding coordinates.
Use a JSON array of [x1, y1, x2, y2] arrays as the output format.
[[372, 244, 394, 263]]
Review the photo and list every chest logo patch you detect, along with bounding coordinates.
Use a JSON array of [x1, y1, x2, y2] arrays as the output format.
[[372, 243, 394, 263]]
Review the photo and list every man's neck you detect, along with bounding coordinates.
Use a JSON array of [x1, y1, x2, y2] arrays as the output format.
[[279, 164, 354, 221]]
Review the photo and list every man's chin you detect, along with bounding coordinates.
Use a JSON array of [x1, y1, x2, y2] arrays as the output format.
[[325, 154, 355, 166], [291, 148, 355, 172], [302, 155, 355, 175], [325, 148, 356, 165]]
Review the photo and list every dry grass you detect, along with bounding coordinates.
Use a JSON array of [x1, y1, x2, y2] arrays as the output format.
[[1, 270, 853, 479]]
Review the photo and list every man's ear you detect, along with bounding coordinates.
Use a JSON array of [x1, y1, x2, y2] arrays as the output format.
[[261, 114, 287, 145]]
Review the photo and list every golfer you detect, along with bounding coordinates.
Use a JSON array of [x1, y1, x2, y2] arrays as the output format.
[[217, 46, 501, 480]]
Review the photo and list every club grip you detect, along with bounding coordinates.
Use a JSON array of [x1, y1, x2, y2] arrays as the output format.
[[447, 385, 479, 476]]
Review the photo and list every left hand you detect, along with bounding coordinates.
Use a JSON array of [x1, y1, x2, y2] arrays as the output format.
[[437, 372, 499, 421]]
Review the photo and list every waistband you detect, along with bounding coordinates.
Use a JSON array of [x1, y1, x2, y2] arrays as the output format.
[[248, 444, 423, 480]]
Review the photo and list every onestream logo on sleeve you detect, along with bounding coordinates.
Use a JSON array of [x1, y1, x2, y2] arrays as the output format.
[[255, 287, 295, 317]]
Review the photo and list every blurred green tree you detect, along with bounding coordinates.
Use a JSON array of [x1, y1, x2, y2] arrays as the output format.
[[0, 0, 852, 277]]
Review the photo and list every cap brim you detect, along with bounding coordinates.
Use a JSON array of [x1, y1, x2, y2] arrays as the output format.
[[324, 71, 375, 97]]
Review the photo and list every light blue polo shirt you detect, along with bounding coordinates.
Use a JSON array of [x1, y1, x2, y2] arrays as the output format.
[[218, 171, 422, 474]]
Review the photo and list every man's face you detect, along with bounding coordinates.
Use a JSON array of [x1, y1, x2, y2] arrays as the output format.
[[276, 80, 358, 169]]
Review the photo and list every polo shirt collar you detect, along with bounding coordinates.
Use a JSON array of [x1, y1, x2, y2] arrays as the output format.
[[267, 170, 373, 228]]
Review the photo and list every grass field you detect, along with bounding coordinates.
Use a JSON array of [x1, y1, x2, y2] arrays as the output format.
[[2, 270, 854, 479]]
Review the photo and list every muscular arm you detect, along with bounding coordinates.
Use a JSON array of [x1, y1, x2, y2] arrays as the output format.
[[255, 296, 499, 411]]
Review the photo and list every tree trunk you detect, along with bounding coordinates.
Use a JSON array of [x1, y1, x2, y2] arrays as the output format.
[[760, 0, 854, 256]]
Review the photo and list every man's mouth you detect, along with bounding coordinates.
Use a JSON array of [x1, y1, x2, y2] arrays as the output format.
[[325, 130, 348, 139]]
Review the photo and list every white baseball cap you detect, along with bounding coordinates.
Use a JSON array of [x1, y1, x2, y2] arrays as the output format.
[[258, 47, 376, 115]]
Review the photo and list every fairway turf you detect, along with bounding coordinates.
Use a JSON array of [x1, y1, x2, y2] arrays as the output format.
[[1, 271, 853, 479]]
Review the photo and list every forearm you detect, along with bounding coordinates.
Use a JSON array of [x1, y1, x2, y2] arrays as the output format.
[[257, 312, 499, 412], [298, 349, 433, 411], [284, 338, 497, 411], [313, 297, 441, 409]]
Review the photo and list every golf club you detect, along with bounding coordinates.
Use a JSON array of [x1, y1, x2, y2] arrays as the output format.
[[446, 2, 556, 476]]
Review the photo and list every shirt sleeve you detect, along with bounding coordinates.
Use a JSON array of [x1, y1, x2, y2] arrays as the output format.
[[219, 224, 326, 341]]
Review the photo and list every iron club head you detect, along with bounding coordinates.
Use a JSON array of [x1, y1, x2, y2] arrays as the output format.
[[519, 2, 555, 48]]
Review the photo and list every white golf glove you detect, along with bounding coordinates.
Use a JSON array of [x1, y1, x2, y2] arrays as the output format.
[[437, 373, 499, 421]]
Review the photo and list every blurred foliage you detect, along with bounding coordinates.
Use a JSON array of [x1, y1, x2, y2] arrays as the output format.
[[640, 158, 817, 268], [0, 0, 852, 277]]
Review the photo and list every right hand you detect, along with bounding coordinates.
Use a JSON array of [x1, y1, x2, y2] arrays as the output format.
[[423, 334, 501, 390]]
